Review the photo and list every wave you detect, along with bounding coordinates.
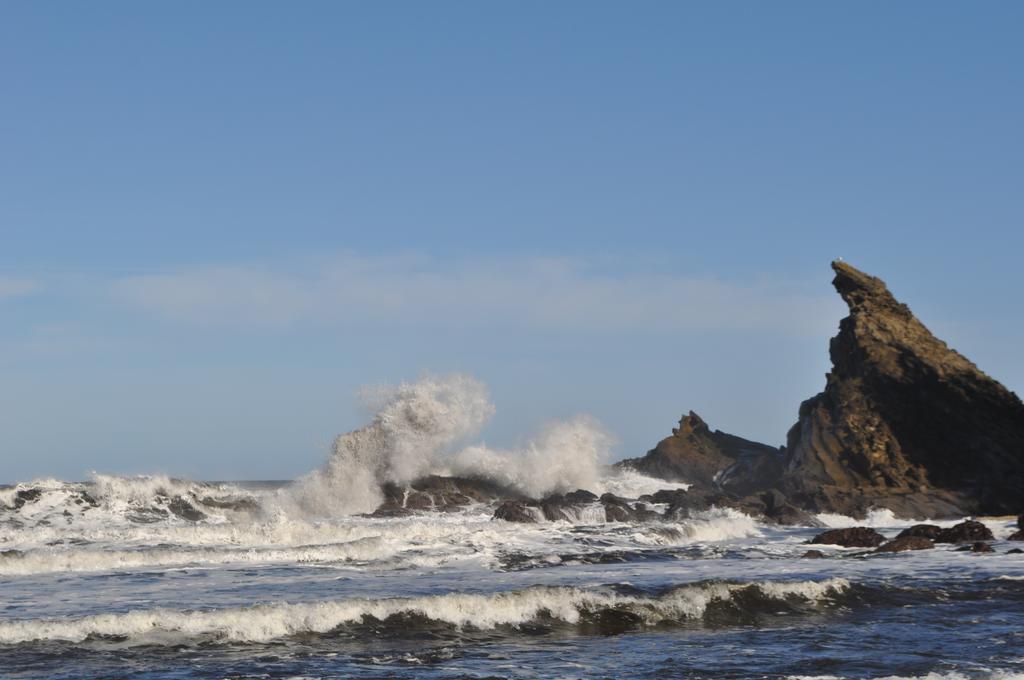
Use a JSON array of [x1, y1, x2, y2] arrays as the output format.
[[0, 578, 850, 645], [0, 537, 391, 576]]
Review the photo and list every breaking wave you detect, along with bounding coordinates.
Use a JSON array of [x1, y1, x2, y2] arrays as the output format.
[[0, 578, 851, 645]]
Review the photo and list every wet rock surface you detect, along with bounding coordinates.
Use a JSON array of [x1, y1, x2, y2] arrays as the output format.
[[875, 536, 934, 553], [934, 520, 994, 544], [896, 524, 943, 540], [809, 527, 886, 548]]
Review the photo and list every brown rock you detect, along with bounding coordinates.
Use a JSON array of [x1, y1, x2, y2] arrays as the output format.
[[781, 261, 1024, 517], [1008, 530, 1023, 541], [801, 550, 827, 558], [935, 520, 994, 544], [875, 536, 934, 553], [493, 501, 540, 523], [897, 524, 943, 540], [809, 527, 886, 548], [617, 412, 783, 495]]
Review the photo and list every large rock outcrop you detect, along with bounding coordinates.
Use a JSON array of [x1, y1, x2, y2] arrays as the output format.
[[781, 261, 1024, 517], [617, 411, 783, 496]]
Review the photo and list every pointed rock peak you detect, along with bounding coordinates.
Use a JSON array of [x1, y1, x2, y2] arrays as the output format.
[[830, 260, 897, 311], [677, 411, 709, 436]]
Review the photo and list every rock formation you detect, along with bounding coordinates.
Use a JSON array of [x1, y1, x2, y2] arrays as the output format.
[[621, 260, 1024, 521], [617, 411, 783, 496], [781, 261, 1024, 517]]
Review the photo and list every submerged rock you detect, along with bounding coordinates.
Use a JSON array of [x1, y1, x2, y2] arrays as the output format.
[[875, 536, 934, 553], [955, 542, 994, 553], [782, 261, 1024, 517], [809, 527, 886, 548], [801, 550, 827, 559]]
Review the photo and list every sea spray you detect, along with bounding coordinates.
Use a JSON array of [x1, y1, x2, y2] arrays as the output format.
[[446, 415, 614, 499], [288, 374, 494, 515], [287, 374, 616, 516]]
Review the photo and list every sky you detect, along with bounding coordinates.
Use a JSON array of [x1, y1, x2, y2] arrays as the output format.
[[1, 1, 1022, 482]]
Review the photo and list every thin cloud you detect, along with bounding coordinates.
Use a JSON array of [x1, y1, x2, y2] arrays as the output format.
[[109, 255, 842, 336], [0, 277, 40, 301]]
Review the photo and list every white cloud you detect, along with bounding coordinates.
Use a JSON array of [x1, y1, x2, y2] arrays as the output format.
[[0, 277, 40, 301], [109, 254, 843, 336]]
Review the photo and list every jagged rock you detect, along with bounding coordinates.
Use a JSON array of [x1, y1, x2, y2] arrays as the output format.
[[935, 520, 994, 544], [809, 527, 886, 548], [896, 524, 943, 540], [782, 261, 1024, 517], [1009, 530, 1024, 541], [801, 550, 827, 559], [875, 536, 934, 553], [617, 412, 783, 495], [493, 501, 540, 523], [955, 542, 994, 553]]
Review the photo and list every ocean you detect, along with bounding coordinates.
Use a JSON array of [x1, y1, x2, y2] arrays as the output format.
[[3, 376, 1023, 679], [0, 474, 1022, 680]]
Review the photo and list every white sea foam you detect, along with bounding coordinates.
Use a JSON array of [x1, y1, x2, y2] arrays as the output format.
[[0, 537, 391, 576], [0, 578, 850, 645]]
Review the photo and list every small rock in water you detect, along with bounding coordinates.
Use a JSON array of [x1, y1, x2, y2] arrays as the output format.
[[1008, 530, 1024, 541], [809, 527, 886, 548], [875, 536, 934, 553], [896, 524, 943, 540], [1007, 548, 1023, 554], [801, 550, 826, 559], [493, 501, 539, 523], [935, 520, 994, 544]]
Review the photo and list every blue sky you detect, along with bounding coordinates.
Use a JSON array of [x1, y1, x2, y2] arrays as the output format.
[[2, 2, 1022, 482]]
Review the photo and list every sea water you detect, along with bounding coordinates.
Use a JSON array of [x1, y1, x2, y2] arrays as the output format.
[[1, 375, 1022, 678]]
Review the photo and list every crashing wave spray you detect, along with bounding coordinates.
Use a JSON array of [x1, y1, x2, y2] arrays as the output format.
[[289, 374, 494, 515], [289, 374, 614, 516]]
